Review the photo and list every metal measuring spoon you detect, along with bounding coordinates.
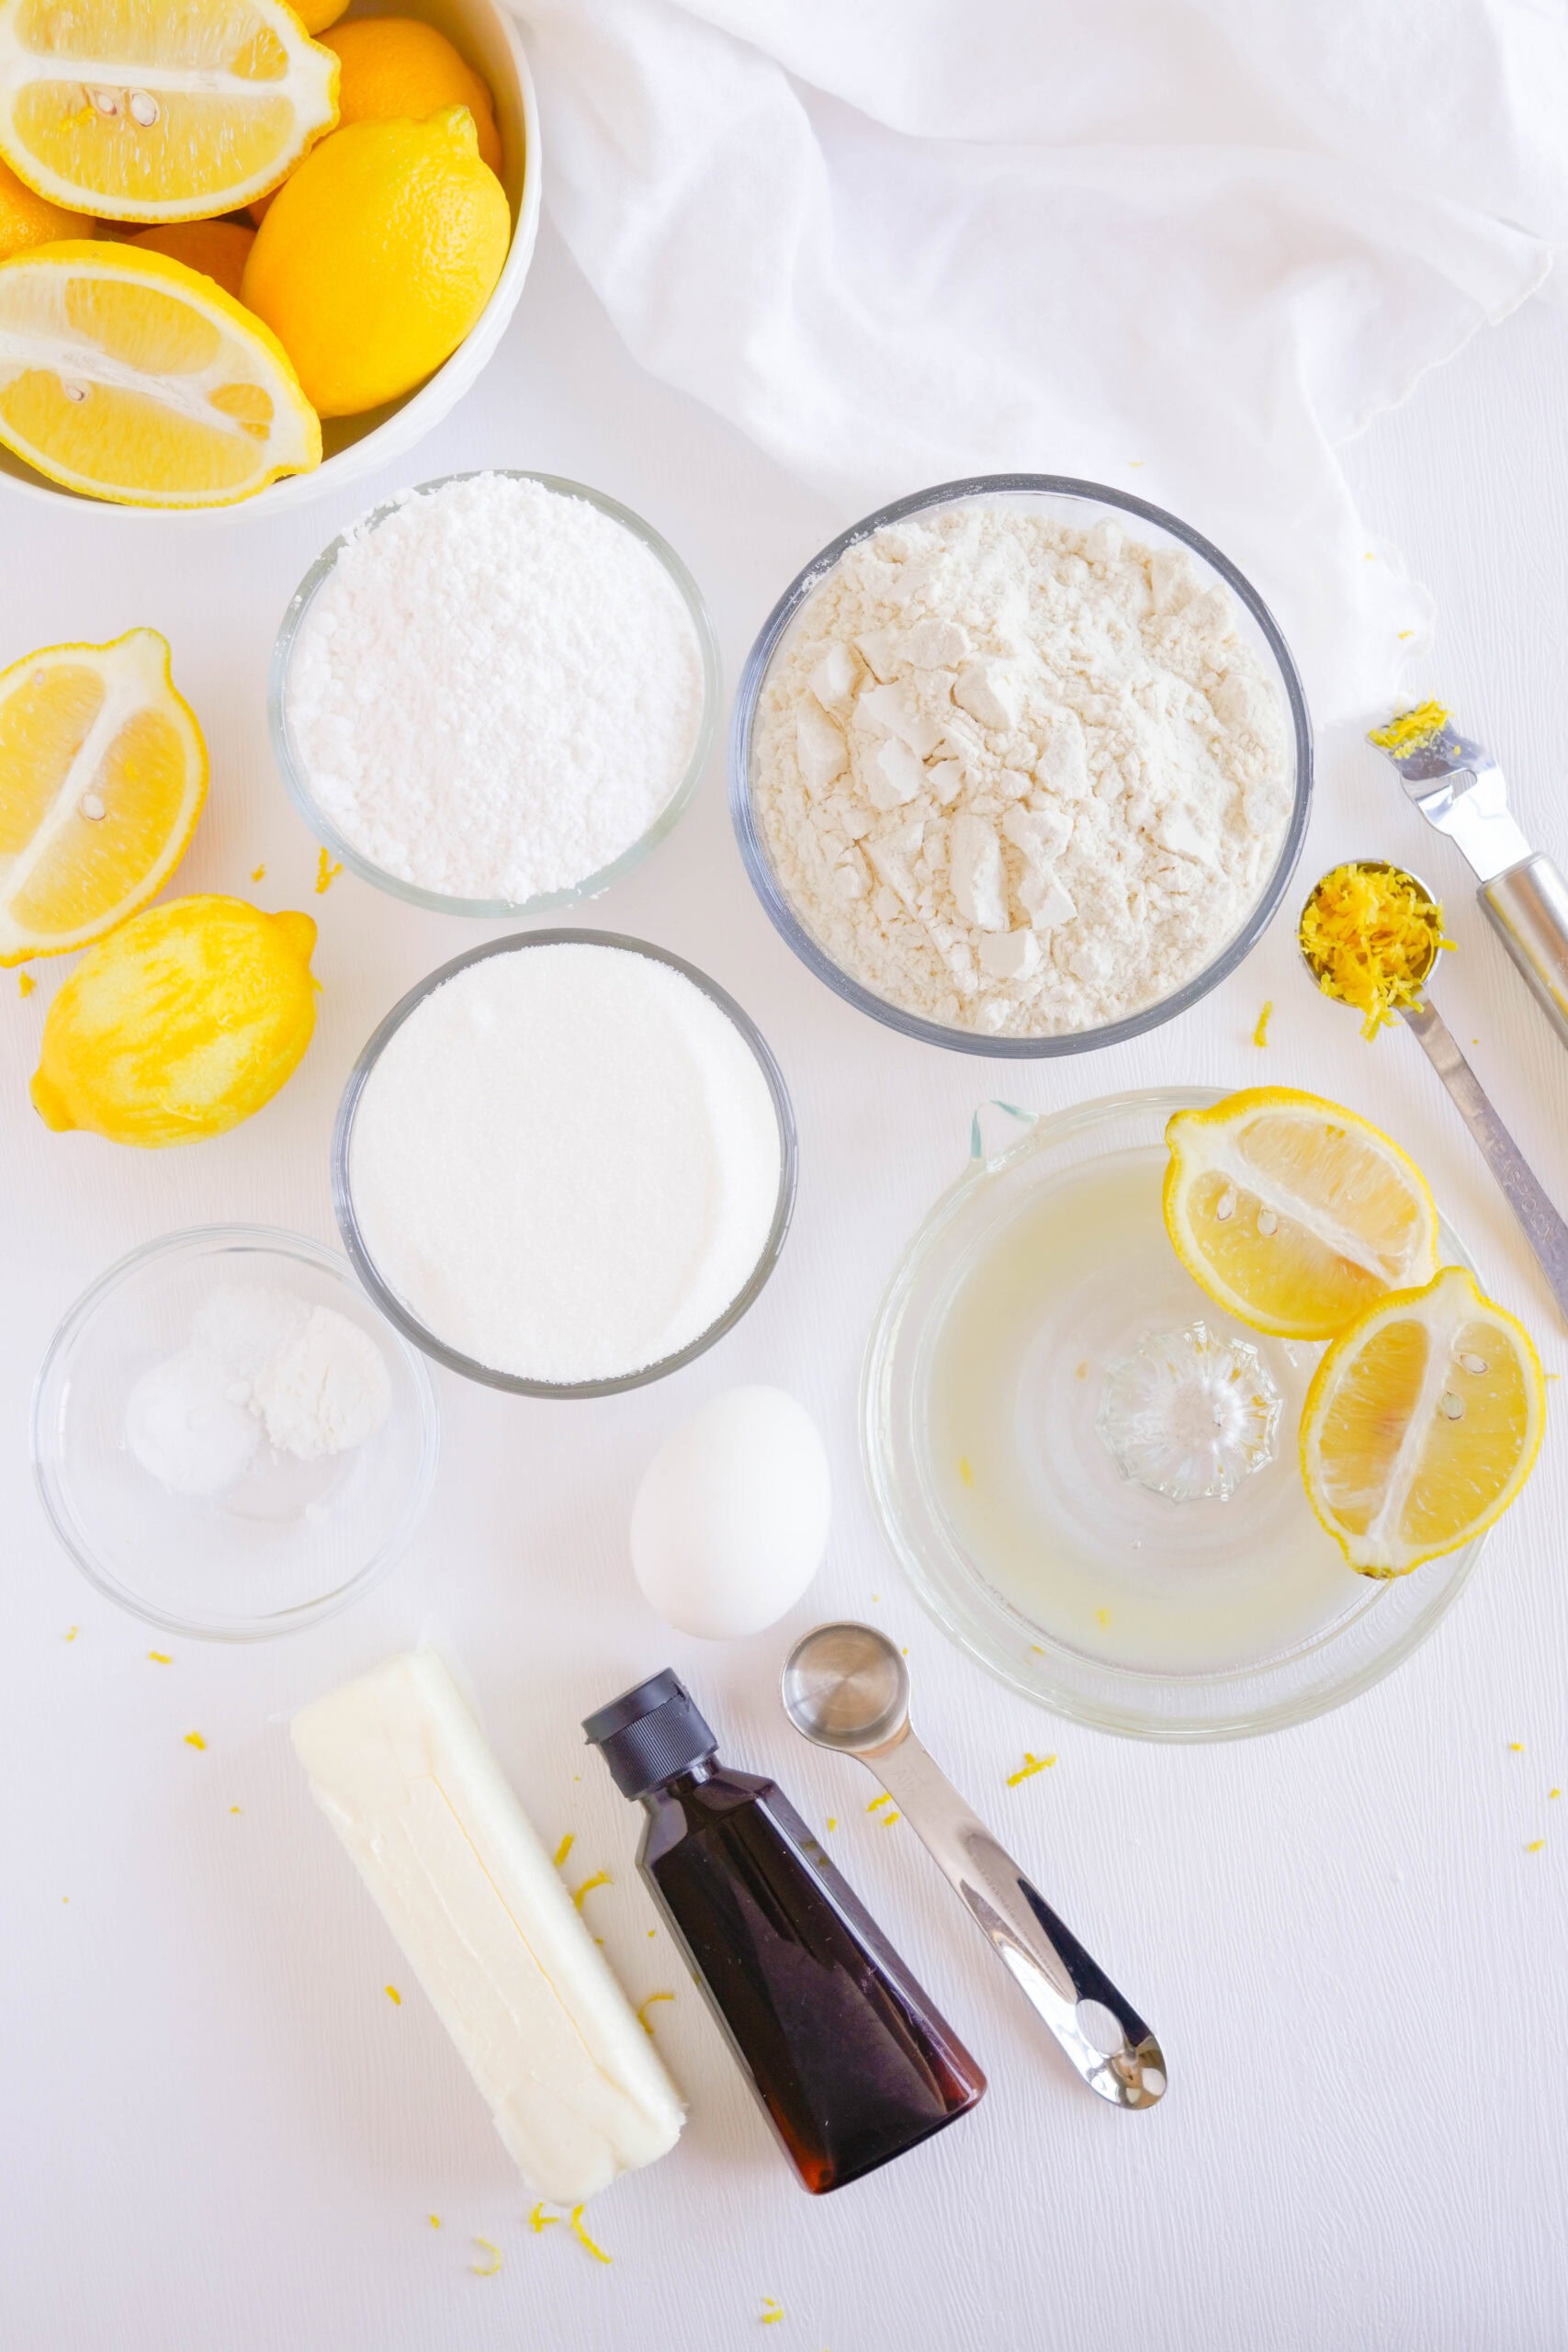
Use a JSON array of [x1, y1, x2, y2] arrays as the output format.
[[1300, 861, 1568, 1320], [781, 1623, 1166, 2110]]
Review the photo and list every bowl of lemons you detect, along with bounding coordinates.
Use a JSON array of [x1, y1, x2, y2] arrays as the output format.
[[0, 0, 539, 515]]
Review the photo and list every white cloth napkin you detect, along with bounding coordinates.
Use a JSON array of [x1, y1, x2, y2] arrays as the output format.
[[509, 0, 1566, 719]]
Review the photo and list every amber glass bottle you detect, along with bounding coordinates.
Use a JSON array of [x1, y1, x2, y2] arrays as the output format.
[[584, 1669, 986, 2194]]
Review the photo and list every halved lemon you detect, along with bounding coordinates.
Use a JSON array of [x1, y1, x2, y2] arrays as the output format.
[[1301, 1266, 1545, 1577], [0, 0, 338, 224], [1164, 1087, 1439, 1340], [0, 628, 206, 964], [0, 240, 319, 504]]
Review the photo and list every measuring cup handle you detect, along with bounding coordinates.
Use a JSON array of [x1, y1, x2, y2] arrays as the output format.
[[874, 1733, 1166, 2109]]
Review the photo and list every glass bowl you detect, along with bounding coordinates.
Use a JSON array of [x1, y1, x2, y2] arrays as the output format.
[[269, 470, 720, 917], [333, 929, 798, 1396], [32, 1227, 439, 1642], [729, 474, 1313, 1057], [863, 1088, 1483, 1741]]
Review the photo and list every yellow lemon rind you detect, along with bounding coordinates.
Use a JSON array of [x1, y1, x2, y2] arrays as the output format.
[[1299, 1266, 1545, 1578], [1162, 1084, 1439, 1341], [0, 240, 321, 506], [0, 1, 339, 224], [0, 626, 208, 963]]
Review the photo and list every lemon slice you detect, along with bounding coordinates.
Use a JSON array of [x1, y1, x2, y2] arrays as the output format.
[[0, 240, 319, 505], [1301, 1266, 1545, 1576], [0, 627, 206, 964], [0, 0, 337, 224], [1164, 1086, 1438, 1340]]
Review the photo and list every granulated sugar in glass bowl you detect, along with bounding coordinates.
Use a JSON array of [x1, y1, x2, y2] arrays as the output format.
[[731, 475, 1311, 1057], [271, 471, 719, 918]]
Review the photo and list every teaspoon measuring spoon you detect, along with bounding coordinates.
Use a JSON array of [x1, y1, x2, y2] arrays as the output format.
[[1300, 861, 1568, 1322], [781, 1622, 1166, 2110]]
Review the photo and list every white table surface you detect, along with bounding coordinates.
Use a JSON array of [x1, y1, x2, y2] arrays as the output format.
[[4, 221, 1567, 2352]]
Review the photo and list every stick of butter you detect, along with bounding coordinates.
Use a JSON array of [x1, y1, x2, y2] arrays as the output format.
[[291, 1649, 683, 2202]]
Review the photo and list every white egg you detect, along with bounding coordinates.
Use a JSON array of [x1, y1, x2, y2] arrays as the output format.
[[629, 1385, 832, 1640]]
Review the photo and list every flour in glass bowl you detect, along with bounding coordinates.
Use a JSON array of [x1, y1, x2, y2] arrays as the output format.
[[284, 473, 708, 903], [750, 499, 1294, 1038]]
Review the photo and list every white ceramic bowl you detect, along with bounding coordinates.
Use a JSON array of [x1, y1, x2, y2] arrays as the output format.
[[0, 0, 541, 523]]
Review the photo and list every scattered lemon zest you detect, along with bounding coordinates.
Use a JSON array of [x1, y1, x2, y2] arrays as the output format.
[[637, 1991, 673, 2036], [957, 1455, 975, 1487], [880, 1810, 900, 1826], [252, 865, 266, 882], [429, 2214, 441, 2229], [825, 1816, 837, 1832], [1300, 862, 1452, 1038], [1095, 1608, 1112, 1627], [315, 846, 343, 894], [1029, 1644, 1044, 1655], [1006, 1752, 1056, 1786], [1397, 629, 1415, 641], [866, 1793, 891, 1812], [761, 2297, 785, 2324], [871, 1592, 880, 1602], [569, 2205, 612, 2265], [229, 1805, 242, 1815], [1551, 1790, 1561, 1802], [553, 1831, 575, 1868], [1363, 551, 1375, 561], [571, 1869, 611, 1910], [529, 2204, 559, 2233], [1252, 1000, 1272, 1047], [1508, 1742, 1524, 1752], [1369, 700, 1450, 754], [1525, 1839, 1546, 1854], [62, 1894, 69, 1903], [648, 1927, 657, 1936], [64, 1626, 78, 1642], [148, 1651, 172, 1664], [1128, 459, 1145, 467], [184, 1730, 206, 1749], [385, 1984, 401, 2005], [17, 970, 34, 997], [470, 2236, 502, 2277]]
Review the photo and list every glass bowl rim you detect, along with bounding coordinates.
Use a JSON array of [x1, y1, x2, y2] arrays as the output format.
[[268, 468, 722, 919], [861, 1082, 1484, 1741], [332, 926, 799, 1397], [728, 471, 1314, 1057], [30, 1221, 440, 1643]]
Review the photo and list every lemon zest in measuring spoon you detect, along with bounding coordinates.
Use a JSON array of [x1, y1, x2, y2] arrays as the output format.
[[1299, 862, 1452, 1039]]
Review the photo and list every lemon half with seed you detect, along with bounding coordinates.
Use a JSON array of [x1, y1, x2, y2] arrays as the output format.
[[0, 0, 338, 223], [1301, 1266, 1545, 1576], [0, 628, 206, 964], [1164, 1086, 1439, 1340], [0, 240, 319, 505]]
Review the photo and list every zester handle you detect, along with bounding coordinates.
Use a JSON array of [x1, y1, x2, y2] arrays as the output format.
[[1481, 854, 1568, 1050]]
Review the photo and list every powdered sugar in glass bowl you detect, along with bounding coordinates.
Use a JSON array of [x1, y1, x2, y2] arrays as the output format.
[[730, 475, 1312, 1057], [270, 470, 720, 919]]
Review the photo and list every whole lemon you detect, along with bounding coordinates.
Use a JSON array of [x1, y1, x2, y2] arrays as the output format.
[[320, 19, 502, 174], [31, 896, 318, 1148], [294, 0, 348, 30], [241, 107, 509, 418], [0, 157, 94, 261]]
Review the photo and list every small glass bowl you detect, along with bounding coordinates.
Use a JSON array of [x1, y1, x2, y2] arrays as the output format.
[[729, 474, 1313, 1057], [333, 929, 798, 1397], [32, 1227, 439, 1642], [863, 1088, 1483, 1741], [269, 470, 721, 919]]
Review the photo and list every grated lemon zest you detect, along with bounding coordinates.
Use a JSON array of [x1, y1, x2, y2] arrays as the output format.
[[148, 1651, 172, 1664], [637, 1992, 673, 2036], [184, 1731, 206, 1749], [470, 2237, 502, 2276], [1509, 1742, 1524, 1752], [1525, 1839, 1546, 1854], [866, 1793, 890, 1813], [825, 1817, 837, 1832], [17, 970, 34, 996], [429, 2214, 440, 2229], [1095, 1608, 1112, 1627], [553, 1832, 575, 1868], [1551, 1790, 1561, 1802], [229, 1805, 242, 1815], [1252, 1000, 1272, 1047], [880, 1810, 900, 1826], [529, 2204, 558, 2233], [569, 2206, 612, 2264], [761, 2298, 784, 2324], [571, 1870, 611, 1910], [1300, 861, 1452, 1038], [1006, 1752, 1056, 1786], [958, 1455, 975, 1487], [64, 1626, 78, 1642], [1369, 700, 1450, 754], [315, 847, 342, 894], [385, 1984, 401, 2005]]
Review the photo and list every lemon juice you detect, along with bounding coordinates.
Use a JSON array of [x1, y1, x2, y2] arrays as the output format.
[[924, 1146, 1371, 1678]]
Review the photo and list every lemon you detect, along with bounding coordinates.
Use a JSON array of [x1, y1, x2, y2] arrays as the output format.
[[1164, 1086, 1438, 1340], [129, 220, 254, 302], [31, 895, 318, 1147], [1301, 1266, 1545, 1576], [0, 628, 206, 965], [321, 18, 502, 174], [296, 0, 348, 30], [0, 153, 91, 257], [241, 105, 508, 417], [0, 0, 338, 224], [0, 240, 319, 505]]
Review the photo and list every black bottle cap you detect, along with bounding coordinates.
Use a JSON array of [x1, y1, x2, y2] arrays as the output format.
[[583, 1670, 718, 1799]]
